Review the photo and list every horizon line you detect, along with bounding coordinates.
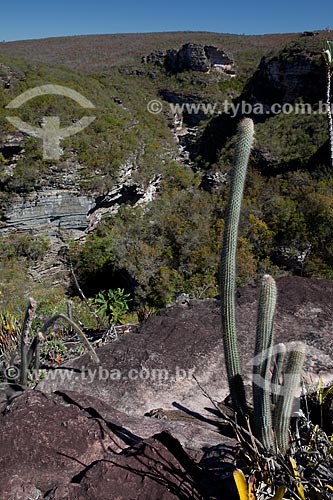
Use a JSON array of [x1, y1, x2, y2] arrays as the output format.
[[2, 28, 329, 44]]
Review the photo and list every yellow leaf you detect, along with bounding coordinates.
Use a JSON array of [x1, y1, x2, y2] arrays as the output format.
[[290, 457, 305, 500], [248, 474, 256, 500], [318, 375, 323, 391], [233, 469, 249, 500], [272, 486, 287, 500], [322, 383, 333, 401]]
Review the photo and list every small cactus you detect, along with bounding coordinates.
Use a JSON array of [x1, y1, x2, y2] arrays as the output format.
[[253, 274, 277, 451], [273, 342, 306, 453]]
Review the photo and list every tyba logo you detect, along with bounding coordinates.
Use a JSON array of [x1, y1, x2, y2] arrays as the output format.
[[5, 84, 96, 160]]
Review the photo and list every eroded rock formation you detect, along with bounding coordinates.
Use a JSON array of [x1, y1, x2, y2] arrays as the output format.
[[143, 43, 235, 75]]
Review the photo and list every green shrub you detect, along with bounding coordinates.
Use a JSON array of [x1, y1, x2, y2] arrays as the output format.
[[89, 288, 131, 325]]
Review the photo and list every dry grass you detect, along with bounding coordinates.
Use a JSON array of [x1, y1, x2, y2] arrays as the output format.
[[0, 30, 322, 72]]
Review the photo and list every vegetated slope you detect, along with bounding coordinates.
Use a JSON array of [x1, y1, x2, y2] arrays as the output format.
[[0, 31, 332, 317], [0, 54, 178, 311], [197, 35, 330, 167], [0, 31, 304, 72]]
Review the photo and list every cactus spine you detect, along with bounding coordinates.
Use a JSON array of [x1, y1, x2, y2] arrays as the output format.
[[253, 274, 277, 451], [220, 117, 254, 416], [273, 342, 306, 453]]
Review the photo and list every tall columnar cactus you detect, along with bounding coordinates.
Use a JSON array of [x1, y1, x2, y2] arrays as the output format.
[[273, 342, 306, 453], [220, 117, 254, 416], [253, 274, 277, 451], [220, 118, 306, 454]]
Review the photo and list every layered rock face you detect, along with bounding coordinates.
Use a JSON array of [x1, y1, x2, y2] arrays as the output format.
[[0, 128, 162, 285], [2, 191, 94, 233], [166, 43, 211, 72]]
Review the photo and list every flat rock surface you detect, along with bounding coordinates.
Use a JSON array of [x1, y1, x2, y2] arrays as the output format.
[[45, 435, 201, 500], [39, 276, 333, 415]]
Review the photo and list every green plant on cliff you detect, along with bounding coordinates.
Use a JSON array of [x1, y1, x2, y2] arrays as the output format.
[[89, 288, 131, 325]]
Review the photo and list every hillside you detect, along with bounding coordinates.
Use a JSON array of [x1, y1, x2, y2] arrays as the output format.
[[0, 31, 300, 71], [0, 30, 332, 318]]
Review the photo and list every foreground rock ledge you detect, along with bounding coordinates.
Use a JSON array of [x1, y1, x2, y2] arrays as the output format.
[[1, 276, 333, 499], [0, 389, 238, 499]]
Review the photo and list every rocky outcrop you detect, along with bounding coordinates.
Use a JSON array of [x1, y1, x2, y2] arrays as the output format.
[[160, 89, 208, 127], [0, 132, 95, 237], [0, 131, 24, 159], [196, 36, 328, 166], [1, 173, 160, 239], [2, 190, 94, 234], [242, 37, 326, 106], [0, 131, 162, 238], [158, 89, 207, 163], [200, 170, 227, 193], [87, 174, 162, 231], [0, 130, 163, 286], [143, 43, 235, 75], [166, 43, 210, 72], [0, 62, 22, 89], [0, 388, 238, 499]]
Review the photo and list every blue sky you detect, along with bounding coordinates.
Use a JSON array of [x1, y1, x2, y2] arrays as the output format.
[[2, 0, 331, 41]]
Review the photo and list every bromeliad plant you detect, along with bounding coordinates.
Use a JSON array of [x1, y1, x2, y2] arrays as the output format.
[[1, 297, 99, 385], [0, 311, 21, 362], [233, 468, 287, 500], [90, 288, 131, 325]]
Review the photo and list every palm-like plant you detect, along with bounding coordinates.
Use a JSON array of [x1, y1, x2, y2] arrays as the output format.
[[322, 41, 333, 170], [90, 288, 131, 325]]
